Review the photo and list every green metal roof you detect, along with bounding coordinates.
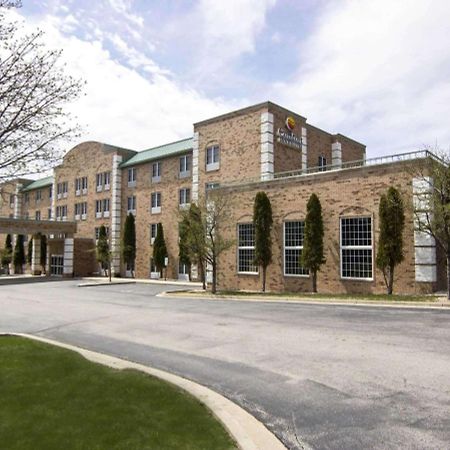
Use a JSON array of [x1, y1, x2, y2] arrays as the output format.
[[120, 138, 193, 168], [21, 176, 54, 192]]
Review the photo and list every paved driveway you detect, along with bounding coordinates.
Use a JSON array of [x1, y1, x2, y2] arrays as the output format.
[[1, 280, 450, 450]]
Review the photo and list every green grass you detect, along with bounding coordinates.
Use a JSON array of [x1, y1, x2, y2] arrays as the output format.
[[0, 336, 237, 450], [209, 290, 439, 303]]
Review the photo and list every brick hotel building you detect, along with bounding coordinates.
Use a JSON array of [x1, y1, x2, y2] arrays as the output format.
[[0, 101, 445, 294]]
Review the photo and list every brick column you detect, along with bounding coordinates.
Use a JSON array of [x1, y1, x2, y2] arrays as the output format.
[[301, 127, 307, 173], [413, 177, 437, 282], [63, 236, 74, 277], [31, 235, 41, 275], [111, 154, 123, 276], [332, 141, 342, 168], [260, 112, 274, 181], [192, 132, 199, 202]]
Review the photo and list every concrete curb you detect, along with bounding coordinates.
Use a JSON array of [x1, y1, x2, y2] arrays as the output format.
[[159, 290, 450, 310], [81, 277, 202, 287], [2, 332, 287, 450], [77, 281, 136, 287]]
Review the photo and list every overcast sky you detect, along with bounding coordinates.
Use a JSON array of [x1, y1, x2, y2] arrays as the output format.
[[12, 0, 450, 157]]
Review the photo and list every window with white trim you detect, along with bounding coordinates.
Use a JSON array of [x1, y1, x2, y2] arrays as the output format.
[[127, 195, 136, 214], [56, 205, 67, 221], [237, 223, 258, 274], [284, 221, 309, 276], [35, 210, 41, 220], [150, 223, 158, 244], [102, 198, 110, 217], [35, 190, 42, 202], [151, 161, 161, 182], [96, 173, 103, 192], [318, 155, 327, 172], [95, 226, 110, 240], [95, 199, 102, 218], [104, 171, 111, 190], [128, 167, 136, 187], [48, 186, 52, 199], [340, 217, 373, 279], [151, 192, 161, 214], [206, 145, 220, 171], [9, 194, 14, 207], [179, 188, 190, 208], [81, 176, 88, 193], [24, 192, 29, 203], [179, 155, 191, 177], [48, 208, 52, 219]]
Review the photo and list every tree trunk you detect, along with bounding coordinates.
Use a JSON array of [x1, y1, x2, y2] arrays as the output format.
[[387, 266, 394, 295], [447, 252, 450, 301], [200, 261, 206, 290], [108, 259, 112, 283], [262, 266, 266, 292], [212, 259, 217, 294], [312, 270, 317, 293]]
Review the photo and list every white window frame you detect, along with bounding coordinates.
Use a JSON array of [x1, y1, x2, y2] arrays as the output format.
[[35, 210, 41, 221], [127, 195, 136, 215], [81, 202, 87, 220], [318, 155, 327, 172], [104, 171, 111, 190], [179, 154, 191, 178], [75, 178, 81, 196], [128, 167, 136, 187], [35, 190, 42, 203], [95, 200, 102, 218], [150, 223, 158, 245], [283, 221, 309, 277], [62, 182, 68, 198], [151, 192, 161, 214], [96, 173, 103, 192], [237, 223, 258, 275], [206, 145, 220, 171], [102, 198, 110, 218], [151, 161, 161, 183], [74, 203, 80, 221], [179, 188, 190, 209], [340, 216, 374, 281], [81, 176, 88, 194]]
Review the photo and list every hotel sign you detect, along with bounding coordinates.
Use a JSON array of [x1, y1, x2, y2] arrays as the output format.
[[276, 116, 302, 150]]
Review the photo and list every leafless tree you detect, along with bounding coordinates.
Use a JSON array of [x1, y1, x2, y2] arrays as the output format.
[[0, 2, 83, 181]]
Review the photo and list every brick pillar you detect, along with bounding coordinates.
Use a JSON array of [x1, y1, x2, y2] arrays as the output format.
[[332, 141, 342, 168], [192, 131, 199, 202], [63, 236, 74, 277], [260, 112, 274, 181], [111, 154, 123, 276], [31, 235, 41, 275], [301, 127, 307, 173], [413, 177, 437, 282]]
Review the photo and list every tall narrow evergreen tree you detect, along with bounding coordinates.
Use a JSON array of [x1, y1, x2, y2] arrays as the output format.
[[302, 193, 326, 293], [376, 186, 405, 295], [253, 191, 273, 292], [40, 234, 47, 274], [122, 213, 136, 277], [153, 223, 168, 279], [178, 217, 191, 279], [97, 225, 111, 280], [1, 234, 12, 274], [27, 237, 33, 265], [13, 234, 25, 274]]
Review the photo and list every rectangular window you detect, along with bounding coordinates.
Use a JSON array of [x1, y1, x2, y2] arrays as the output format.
[[284, 221, 309, 276], [127, 195, 136, 214], [151, 192, 161, 214], [35, 210, 41, 220], [102, 198, 110, 218], [206, 182, 220, 191], [237, 223, 258, 274], [35, 190, 42, 202], [318, 155, 327, 172], [56, 205, 67, 221], [96, 173, 103, 192], [49, 186, 52, 199], [152, 161, 161, 182], [95, 199, 102, 218], [81, 176, 88, 193], [206, 145, 220, 171], [340, 217, 373, 279], [75, 178, 81, 195], [150, 223, 158, 244], [128, 167, 136, 187], [104, 171, 110, 190], [179, 155, 191, 177], [62, 182, 68, 198], [24, 192, 29, 203], [48, 208, 52, 219], [9, 194, 14, 207], [81, 201, 87, 219], [95, 227, 110, 240], [179, 188, 190, 207]]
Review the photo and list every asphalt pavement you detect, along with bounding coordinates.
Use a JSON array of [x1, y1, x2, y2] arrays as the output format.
[[1, 279, 450, 450]]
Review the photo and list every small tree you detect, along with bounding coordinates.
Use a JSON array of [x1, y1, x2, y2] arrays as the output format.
[[13, 234, 25, 274], [96, 225, 111, 281], [302, 193, 326, 293], [376, 187, 405, 294], [27, 237, 33, 265], [40, 234, 47, 274], [153, 223, 168, 279], [1, 233, 12, 274], [122, 213, 136, 277], [253, 192, 273, 292]]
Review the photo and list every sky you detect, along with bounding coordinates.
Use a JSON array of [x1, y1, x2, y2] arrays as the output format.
[[9, 0, 450, 157]]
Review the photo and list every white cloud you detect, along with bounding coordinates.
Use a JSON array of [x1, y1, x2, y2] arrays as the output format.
[[274, 0, 450, 156]]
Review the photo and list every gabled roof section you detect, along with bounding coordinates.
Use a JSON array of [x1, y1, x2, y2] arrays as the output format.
[[120, 138, 193, 168], [21, 176, 53, 192]]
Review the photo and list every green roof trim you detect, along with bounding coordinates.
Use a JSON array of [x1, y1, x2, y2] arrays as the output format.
[[120, 138, 193, 168], [21, 176, 54, 192]]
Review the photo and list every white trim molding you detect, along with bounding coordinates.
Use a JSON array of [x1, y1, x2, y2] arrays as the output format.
[[111, 154, 123, 276], [260, 112, 274, 181], [301, 127, 307, 173], [192, 132, 199, 201], [332, 141, 342, 168]]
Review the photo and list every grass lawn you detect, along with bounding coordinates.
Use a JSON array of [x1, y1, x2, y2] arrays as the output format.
[[207, 290, 440, 303], [0, 336, 237, 450]]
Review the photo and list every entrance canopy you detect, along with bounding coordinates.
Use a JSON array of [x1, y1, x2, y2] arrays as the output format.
[[0, 217, 77, 236]]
